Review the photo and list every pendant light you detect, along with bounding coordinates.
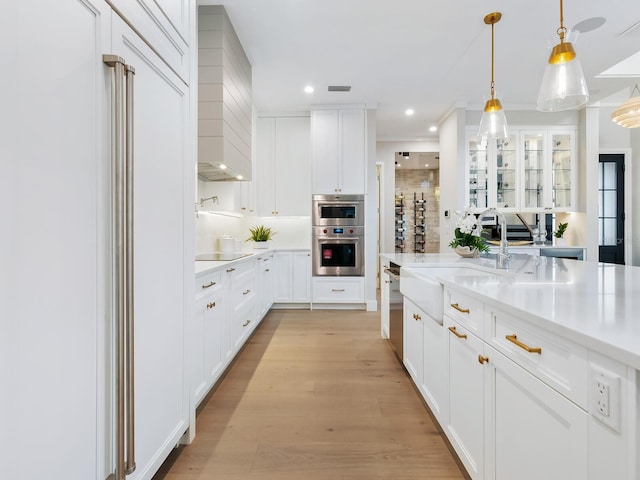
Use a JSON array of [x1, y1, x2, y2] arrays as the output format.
[[611, 84, 640, 128], [478, 12, 508, 141], [536, 0, 589, 111]]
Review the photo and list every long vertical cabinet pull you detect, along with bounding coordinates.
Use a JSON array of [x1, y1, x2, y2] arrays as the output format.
[[124, 63, 136, 477], [104, 54, 136, 480]]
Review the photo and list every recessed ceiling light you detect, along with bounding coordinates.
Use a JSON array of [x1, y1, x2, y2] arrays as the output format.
[[429, 125, 438, 132], [219, 163, 227, 170], [304, 85, 314, 94], [405, 109, 415, 116], [425, 164, 429, 167], [236, 175, 243, 180]]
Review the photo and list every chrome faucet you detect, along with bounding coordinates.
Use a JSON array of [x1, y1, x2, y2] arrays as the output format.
[[478, 208, 510, 269]]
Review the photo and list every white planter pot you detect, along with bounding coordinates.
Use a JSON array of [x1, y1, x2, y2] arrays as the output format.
[[253, 240, 270, 249]]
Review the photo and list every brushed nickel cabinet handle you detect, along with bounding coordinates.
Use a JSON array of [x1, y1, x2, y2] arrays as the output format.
[[207, 302, 216, 309], [242, 320, 251, 327], [243, 289, 251, 295], [506, 334, 542, 354], [201, 281, 216, 289], [226, 267, 236, 273], [448, 326, 467, 339], [331, 288, 345, 292], [104, 53, 137, 479], [451, 303, 470, 314]]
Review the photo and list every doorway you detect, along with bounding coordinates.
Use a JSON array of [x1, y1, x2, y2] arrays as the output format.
[[394, 152, 440, 253], [598, 153, 625, 264]]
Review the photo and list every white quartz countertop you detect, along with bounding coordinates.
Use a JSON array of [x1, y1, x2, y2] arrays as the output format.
[[195, 247, 310, 276], [382, 252, 640, 370]]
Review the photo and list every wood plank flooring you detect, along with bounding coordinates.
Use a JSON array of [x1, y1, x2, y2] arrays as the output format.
[[153, 309, 468, 480]]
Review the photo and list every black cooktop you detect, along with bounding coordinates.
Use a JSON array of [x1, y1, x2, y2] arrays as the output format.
[[195, 252, 252, 261]]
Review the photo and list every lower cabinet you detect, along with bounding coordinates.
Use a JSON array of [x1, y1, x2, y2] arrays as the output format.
[[273, 250, 311, 305], [488, 345, 588, 480], [312, 277, 364, 303], [256, 253, 275, 317], [403, 299, 424, 385], [402, 286, 600, 480], [444, 316, 485, 479]]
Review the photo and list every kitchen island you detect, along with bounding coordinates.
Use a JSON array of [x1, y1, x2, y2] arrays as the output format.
[[380, 252, 639, 480]]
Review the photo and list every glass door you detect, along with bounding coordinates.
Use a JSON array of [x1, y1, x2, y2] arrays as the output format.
[[551, 133, 573, 209], [495, 136, 516, 208], [522, 133, 545, 209], [468, 137, 488, 209]]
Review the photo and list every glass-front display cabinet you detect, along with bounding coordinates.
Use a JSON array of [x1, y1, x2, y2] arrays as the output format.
[[466, 132, 518, 211], [466, 128, 576, 212], [520, 129, 575, 212]]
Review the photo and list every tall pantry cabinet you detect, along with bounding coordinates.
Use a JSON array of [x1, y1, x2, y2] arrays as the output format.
[[3, 2, 194, 480]]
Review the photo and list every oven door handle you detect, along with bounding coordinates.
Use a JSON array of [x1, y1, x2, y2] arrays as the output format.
[[316, 237, 361, 242]]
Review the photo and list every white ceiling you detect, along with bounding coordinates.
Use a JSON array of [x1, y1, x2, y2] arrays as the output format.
[[201, 0, 640, 140]]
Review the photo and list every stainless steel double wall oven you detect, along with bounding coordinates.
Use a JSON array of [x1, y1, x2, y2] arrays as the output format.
[[312, 194, 364, 276]]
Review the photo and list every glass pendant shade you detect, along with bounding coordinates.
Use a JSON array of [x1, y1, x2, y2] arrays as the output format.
[[479, 98, 508, 140], [611, 85, 640, 128], [536, 42, 589, 111]]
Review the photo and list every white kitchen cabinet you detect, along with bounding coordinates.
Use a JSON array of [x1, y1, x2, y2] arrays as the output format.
[[112, 15, 191, 480], [311, 108, 366, 194], [273, 251, 311, 305], [256, 116, 311, 216], [193, 272, 225, 407], [421, 308, 449, 423], [6, 2, 193, 479], [256, 253, 275, 317], [312, 277, 364, 303], [292, 251, 312, 302], [520, 129, 576, 212], [227, 260, 258, 352], [486, 345, 588, 480], [466, 127, 576, 212], [444, 316, 486, 480], [467, 132, 519, 211], [403, 299, 424, 386], [110, 0, 191, 81]]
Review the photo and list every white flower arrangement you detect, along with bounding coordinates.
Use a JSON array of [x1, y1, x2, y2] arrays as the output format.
[[449, 209, 489, 253]]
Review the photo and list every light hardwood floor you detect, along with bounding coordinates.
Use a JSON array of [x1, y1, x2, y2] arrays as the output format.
[[153, 309, 468, 480]]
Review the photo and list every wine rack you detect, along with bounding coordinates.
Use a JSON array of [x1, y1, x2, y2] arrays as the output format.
[[413, 192, 426, 253], [395, 193, 406, 252]]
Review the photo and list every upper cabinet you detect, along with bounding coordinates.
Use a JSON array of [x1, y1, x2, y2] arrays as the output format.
[[110, 0, 191, 82], [256, 116, 311, 216], [466, 127, 577, 212], [311, 108, 366, 194], [198, 5, 252, 181]]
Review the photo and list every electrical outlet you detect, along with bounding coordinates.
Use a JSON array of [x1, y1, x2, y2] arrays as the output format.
[[594, 379, 610, 416], [590, 365, 621, 432]]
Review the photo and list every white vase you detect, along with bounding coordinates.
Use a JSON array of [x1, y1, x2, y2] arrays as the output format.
[[554, 237, 567, 247], [253, 240, 270, 249], [454, 245, 479, 258]]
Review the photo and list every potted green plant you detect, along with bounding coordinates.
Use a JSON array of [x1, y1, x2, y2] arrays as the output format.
[[246, 225, 275, 249], [553, 222, 568, 246]]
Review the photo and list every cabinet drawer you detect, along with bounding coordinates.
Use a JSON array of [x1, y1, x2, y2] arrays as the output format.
[[444, 288, 484, 338], [489, 307, 588, 409], [312, 278, 364, 303], [195, 270, 222, 299], [233, 274, 257, 310]]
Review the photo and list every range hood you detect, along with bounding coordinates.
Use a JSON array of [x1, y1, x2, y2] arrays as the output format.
[[198, 5, 252, 181]]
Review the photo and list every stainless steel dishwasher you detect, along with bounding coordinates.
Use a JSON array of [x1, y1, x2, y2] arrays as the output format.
[[384, 262, 403, 362]]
